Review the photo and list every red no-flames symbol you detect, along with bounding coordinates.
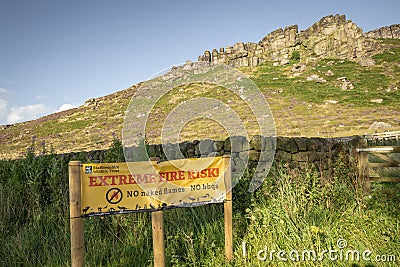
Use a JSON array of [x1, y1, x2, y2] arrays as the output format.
[[106, 188, 123, 204]]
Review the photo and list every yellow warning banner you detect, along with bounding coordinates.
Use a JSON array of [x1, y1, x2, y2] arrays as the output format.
[[80, 157, 226, 216]]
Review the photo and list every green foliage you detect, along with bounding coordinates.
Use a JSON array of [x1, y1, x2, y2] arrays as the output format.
[[104, 137, 125, 163], [372, 47, 400, 64], [290, 50, 301, 62], [0, 140, 399, 266], [0, 151, 71, 266], [243, 164, 399, 266], [251, 57, 400, 112]]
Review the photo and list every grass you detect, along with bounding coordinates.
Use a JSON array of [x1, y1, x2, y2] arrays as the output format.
[[1, 141, 399, 266], [251, 58, 399, 107], [372, 47, 400, 64], [35, 118, 94, 138], [143, 83, 260, 143]]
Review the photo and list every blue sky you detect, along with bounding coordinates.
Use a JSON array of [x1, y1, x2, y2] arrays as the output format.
[[0, 0, 399, 125]]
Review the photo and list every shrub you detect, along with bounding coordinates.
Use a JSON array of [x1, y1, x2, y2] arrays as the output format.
[[290, 50, 301, 62]]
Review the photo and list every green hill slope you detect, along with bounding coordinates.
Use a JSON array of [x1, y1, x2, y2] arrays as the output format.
[[0, 39, 399, 159]]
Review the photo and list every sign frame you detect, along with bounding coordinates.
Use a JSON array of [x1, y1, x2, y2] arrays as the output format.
[[69, 154, 232, 267]]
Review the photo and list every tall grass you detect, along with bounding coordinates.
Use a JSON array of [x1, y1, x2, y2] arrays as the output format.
[[0, 141, 399, 266]]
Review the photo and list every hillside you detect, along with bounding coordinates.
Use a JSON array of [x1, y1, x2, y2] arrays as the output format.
[[0, 14, 400, 159]]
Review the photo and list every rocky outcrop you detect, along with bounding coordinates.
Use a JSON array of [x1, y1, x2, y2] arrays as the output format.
[[366, 24, 400, 39], [298, 14, 367, 59], [199, 14, 399, 67], [198, 42, 264, 67], [258, 25, 299, 64]]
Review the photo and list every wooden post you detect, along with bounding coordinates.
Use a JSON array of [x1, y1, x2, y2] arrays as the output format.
[[357, 139, 370, 194], [69, 161, 84, 267], [150, 157, 165, 267], [223, 154, 233, 261], [152, 210, 165, 267]]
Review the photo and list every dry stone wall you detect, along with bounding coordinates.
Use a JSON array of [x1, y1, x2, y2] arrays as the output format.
[[146, 135, 362, 173], [62, 136, 363, 183], [67, 136, 362, 166]]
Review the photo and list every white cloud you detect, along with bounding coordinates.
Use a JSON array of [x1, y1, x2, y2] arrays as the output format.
[[58, 103, 77, 112], [6, 104, 51, 124], [0, 98, 8, 120], [0, 89, 9, 123]]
